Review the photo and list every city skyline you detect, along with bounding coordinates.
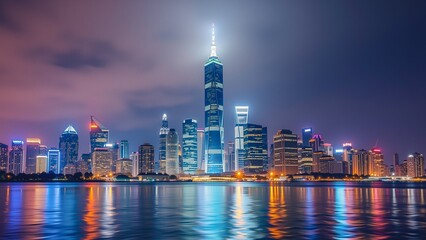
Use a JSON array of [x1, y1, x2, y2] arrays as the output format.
[[0, 1, 425, 162]]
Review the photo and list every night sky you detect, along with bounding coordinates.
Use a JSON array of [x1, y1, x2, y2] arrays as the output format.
[[1, 0, 425, 163]]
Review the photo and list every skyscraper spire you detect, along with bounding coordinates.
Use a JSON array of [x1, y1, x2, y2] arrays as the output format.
[[210, 23, 217, 57]]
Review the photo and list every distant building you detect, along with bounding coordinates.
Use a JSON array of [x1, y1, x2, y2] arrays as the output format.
[[242, 123, 266, 174], [226, 141, 235, 172], [35, 155, 47, 173], [116, 158, 133, 176], [302, 128, 313, 148], [9, 140, 24, 175], [120, 140, 129, 159], [159, 114, 169, 173], [63, 164, 76, 175], [106, 142, 119, 172], [25, 138, 41, 174], [234, 106, 249, 171], [309, 135, 324, 152], [197, 129, 205, 171], [262, 127, 268, 172], [0, 143, 8, 172], [323, 143, 333, 157], [273, 129, 298, 176], [47, 148, 60, 174], [299, 147, 313, 173], [130, 151, 139, 177], [59, 125, 79, 174], [139, 143, 155, 174], [75, 159, 89, 174], [90, 116, 109, 153], [407, 153, 424, 177], [81, 153, 92, 173], [351, 149, 370, 176], [182, 119, 198, 174], [166, 129, 179, 175], [369, 148, 385, 176], [92, 148, 112, 177]]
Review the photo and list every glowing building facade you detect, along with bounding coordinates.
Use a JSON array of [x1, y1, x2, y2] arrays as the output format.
[[25, 138, 41, 174], [90, 116, 109, 153], [234, 106, 248, 171], [59, 125, 79, 173], [9, 140, 24, 175], [166, 129, 179, 175], [159, 114, 169, 173], [182, 119, 198, 174]]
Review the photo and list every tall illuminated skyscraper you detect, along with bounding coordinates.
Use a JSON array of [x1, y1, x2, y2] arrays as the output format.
[[120, 140, 129, 159], [90, 116, 109, 153], [204, 24, 224, 173], [197, 129, 205, 171], [47, 148, 60, 174], [234, 106, 249, 171], [243, 123, 265, 173], [139, 143, 155, 174], [182, 119, 198, 174], [9, 141, 24, 175], [302, 128, 313, 148], [273, 130, 298, 176], [159, 114, 169, 173], [25, 138, 41, 173], [92, 148, 113, 177], [59, 125, 79, 173], [166, 129, 179, 175], [0, 143, 8, 172]]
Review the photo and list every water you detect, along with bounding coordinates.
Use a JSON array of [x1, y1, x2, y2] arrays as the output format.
[[0, 182, 425, 239]]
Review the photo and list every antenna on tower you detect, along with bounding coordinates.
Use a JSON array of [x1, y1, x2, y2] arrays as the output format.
[[210, 23, 217, 57]]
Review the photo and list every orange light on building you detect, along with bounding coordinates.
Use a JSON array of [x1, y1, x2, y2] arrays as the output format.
[[90, 125, 97, 128]]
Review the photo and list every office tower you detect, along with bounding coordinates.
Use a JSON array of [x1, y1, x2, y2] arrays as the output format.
[[302, 128, 313, 148], [197, 129, 205, 171], [116, 159, 133, 176], [166, 129, 179, 175], [393, 153, 400, 176], [139, 143, 155, 174], [243, 123, 265, 174], [90, 116, 109, 153], [59, 125, 79, 173], [204, 24, 224, 173], [0, 143, 8, 172], [226, 141, 235, 172], [25, 138, 41, 173], [92, 148, 113, 177], [393, 153, 399, 166], [407, 153, 424, 177], [106, 142, 119, 172], [81, 153, 92, 173], [273, 129, 298, 176], [269, 144, 274, 171], [36, 155, 47, 173], [299, 147, 313, 173], [39, 145, 48, 156], [351, 149, 370, 176], [47, 148, 60, 174], [178, 143, 183, 174], [75, 159, 89, 174], [63, 164, 76, 175], [262, 127, 268, 171], [120, 140, 129, 159], [369, 148, 385, 176], [130, 151, 139, 176], [342, 143, 353, 173], [182, 119, 198, 174], [309, 134, 324, 152], [9, 140, 24, 175], [159, 114, 169, 173], [323, 143, 333, 156], [234, 106, 249, 171]]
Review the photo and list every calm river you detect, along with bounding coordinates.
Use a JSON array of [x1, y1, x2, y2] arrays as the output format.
[[0, 182, 425, 239]]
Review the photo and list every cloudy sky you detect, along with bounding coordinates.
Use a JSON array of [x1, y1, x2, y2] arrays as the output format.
[[0, 0, 425, 163]]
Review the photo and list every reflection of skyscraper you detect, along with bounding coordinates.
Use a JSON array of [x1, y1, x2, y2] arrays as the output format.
[[47, 148, 60, 174], [59, 125, 79, 173], [139, 143, 155, 174], [302, 128, 312, 148], [159, 114, 169, 173], [25, 138, 41, 173], [273, 130, 298, 176], [182, 119, 198, 174], [235, 106, 249, 171], [197, 129, 205, 171], [0, 143, 8, 171], [166, 129, 179, 175], [9, 140, 24, 175], [204, 24, 224, 173], [120, 140, 129, 159], [90, 116, 109, 153]]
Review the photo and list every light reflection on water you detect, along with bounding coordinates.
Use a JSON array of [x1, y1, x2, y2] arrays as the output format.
[[0, 182, 426, 239]]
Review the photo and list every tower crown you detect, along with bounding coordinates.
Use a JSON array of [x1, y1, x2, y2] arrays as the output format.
[[210, 24, 217, 57]]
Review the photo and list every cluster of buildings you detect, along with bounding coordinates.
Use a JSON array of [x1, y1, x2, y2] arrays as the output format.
[[0, 25, 424, 179]]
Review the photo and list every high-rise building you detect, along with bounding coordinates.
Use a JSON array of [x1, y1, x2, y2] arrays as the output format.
[[323, 143, 333, 157], [75, 159, 89, 174], [302, 128, 313, 148], [197, 129, 205, 171], [0, 143, 8, 172], [166, 129, 179, 175], [351, 149, 370, 176], [407, 153, 424, 177], [309, 134, 324, 152], [243, 123, 265, 174], [130, 152, 139, 177], [182, 119, 198, 174], [262, 127, 268, 172], [369, 148, 385, 176], [59, 125, 79, 173], [106, 142, 119, 172], [9, 140, 24, 175], [204, 24, 224, 173], [90, 116, 109, 153], [159, 114, 169, 174], [25, 138, 41, 173], [139, 143, 155, 174], [92, 148, 112, 177], [226, 141, 235, 172], [234, 106, 249, 171], [273, 130, 298, 176], [116, 159, 133, 176], [47, 148, 60, 174], [120, 140, 129, 159], [299, 147, 313, 173], [35, 155, 47, 173]]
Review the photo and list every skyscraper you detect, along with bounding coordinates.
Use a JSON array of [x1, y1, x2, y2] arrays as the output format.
[[243, 123, 265, 174], [47, 148, 60, 174], [273, 130, 298, 176], [90, 116, 109, 153], [204, 24, 224, 173], [36, 155, 47, 173], [59, 125, 79, 173], [234, 106, 249, 171], [407, 153, 424, 177], [120, 140, 129, 159], [226, 141, 235, 172], [139, 143, 155, 174], [159, 114, 169, 173], [92, 148, 112, 177], [9, 140, 24, 175], [25, 138, 41, 174], [197, 129, 205, 171], [130, 151, 139, 177], [106, 142, 119, 172], [182, 119, 198, 174], [166, 128, 179, 175], [0, 143, 8, 172], [302, 128, 313, 148]]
